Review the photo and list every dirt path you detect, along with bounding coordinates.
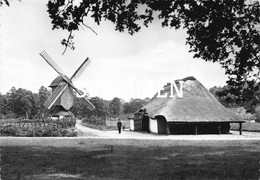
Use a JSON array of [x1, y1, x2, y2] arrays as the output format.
[[1, 121, 260, 148], [75, 120, 260, 140]]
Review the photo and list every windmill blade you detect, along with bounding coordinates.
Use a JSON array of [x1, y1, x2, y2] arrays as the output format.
[[83, 96, 95, 109], [68, 81, 85, 96], [69, 58, 92, 96], [40, 50, 65, 76], [44, 82, 68, 109], [70, 58, 91, 81], [40, 50, 72, 84]]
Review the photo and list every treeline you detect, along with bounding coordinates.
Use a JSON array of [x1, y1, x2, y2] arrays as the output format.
[[0, 86, 50, 119], [210, 83, 260, 113], [72, 96, 150, 119], [0, 86, 150, 119]]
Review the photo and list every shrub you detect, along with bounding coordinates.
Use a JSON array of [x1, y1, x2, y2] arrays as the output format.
[[255, 105, 260, 123], [82, 116, 105, 126], [60, 129, 69, 136], [1, 125, 17, 136], [16, 127, 31, 137], [42, 126, 59, 137], [33, 127, 46, 137], [0, 125, 78, 137], [60, 128, 77, 137]]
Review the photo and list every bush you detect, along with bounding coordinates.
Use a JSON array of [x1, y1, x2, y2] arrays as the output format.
[[60, 128, 77, 137], [255, 105, 260, 123], [82, 116, 106, 126], [0, 125, 78, 137], [1, 125, 17, 136], [33, 127, 46, 137], [16, 127, 31, 137], [43, 126, 60, 137]]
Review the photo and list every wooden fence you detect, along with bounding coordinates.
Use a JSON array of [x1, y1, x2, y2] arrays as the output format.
[[0, 117, 76, 128]]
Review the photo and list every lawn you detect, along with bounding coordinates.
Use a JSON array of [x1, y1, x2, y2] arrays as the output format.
[[231, 122, 260, 132], [1, 139, 260, 179]]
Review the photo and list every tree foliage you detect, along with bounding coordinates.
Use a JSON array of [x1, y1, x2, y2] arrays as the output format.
[[36, 86, 51, 115], [0, 93, 8, 116], [0, 0, 10, 6], [210, 84, 260, 112], [46, 0, 260, 92], [6, 87, 37, 118], [109, 97, 123, 116], [71, 96, 110, 118], [210, 86, 241, 108], [123, 98, 149, 114], [0, 87, 51, 119], [0, 85, 151, 120], [2, 0, 260, 105], [0, 0, 21, 7]]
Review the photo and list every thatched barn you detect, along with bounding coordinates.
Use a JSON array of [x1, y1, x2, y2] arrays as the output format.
[[141, 76, 245, 135]]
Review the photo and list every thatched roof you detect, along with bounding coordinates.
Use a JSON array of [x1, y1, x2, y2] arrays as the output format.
[[49, 76, 65, 87], [143, 76, 244, 123]]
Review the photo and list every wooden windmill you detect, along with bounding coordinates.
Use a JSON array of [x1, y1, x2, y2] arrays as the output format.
[[40, 50, 95, 118]]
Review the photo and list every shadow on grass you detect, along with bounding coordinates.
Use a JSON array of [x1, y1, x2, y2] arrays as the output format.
[[1, 143, 260, 179]]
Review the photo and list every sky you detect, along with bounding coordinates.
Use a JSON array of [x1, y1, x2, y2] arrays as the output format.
[[0, 0, 228, 101]]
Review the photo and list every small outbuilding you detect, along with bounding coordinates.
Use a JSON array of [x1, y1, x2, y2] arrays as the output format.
[[138, 76, 245, 135], [129, 113, 142, 131]]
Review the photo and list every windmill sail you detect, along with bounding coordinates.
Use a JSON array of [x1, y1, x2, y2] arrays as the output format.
[[44, 82, 68, 109], [70, 58, 91, 81], [84, 96, 95, 109], [40, 50, 95, 110], [40, 50, 78, 90], [40, 50, 65, 76]]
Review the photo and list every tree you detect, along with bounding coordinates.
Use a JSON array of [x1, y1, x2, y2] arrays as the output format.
[[210, 84, 260, 112], [6, 87, 37, 118], [0, 0, 20, 7], [109, 97, 122, 116], [2, 0, 260, 103], [90, 97, 109, 117], [71, 96, 109, 118], [210, 86, 240, 108], [71, 97, 87, 118], [36, 86, 51, 117], [46, 0, 260, 87], [0, 0, 10, 6], [0, 93, 8, 118], [123, 98, 148, 114]]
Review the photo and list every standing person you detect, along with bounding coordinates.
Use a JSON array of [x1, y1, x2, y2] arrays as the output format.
[[117, 118, 122, 134]]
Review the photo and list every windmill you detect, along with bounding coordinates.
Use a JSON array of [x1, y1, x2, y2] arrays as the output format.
[[39, 50, 95, 119]]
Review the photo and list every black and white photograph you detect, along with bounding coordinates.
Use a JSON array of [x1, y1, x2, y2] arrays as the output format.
[[0, 0, 260, 179]]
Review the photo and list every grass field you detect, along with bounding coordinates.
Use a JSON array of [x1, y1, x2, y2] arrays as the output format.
[[1, 139, 260, 180], [231, 122, 260, 132], [82, 119, 130, 131]]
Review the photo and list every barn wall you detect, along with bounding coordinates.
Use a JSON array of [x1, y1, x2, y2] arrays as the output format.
[[168, 123, 195, 134], [142, 115, 150, 132], [167, 122, 230, 134], [128, 119, 142, 131], [149, 118, 158, 134], [130, 120, 134, 131], [156, 116, 167, 134], [149, 116, 168, 134]]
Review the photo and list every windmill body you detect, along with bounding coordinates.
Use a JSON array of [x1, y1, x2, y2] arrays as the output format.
[[49, 76, 74, 111], [39, 50, 95, 119]]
